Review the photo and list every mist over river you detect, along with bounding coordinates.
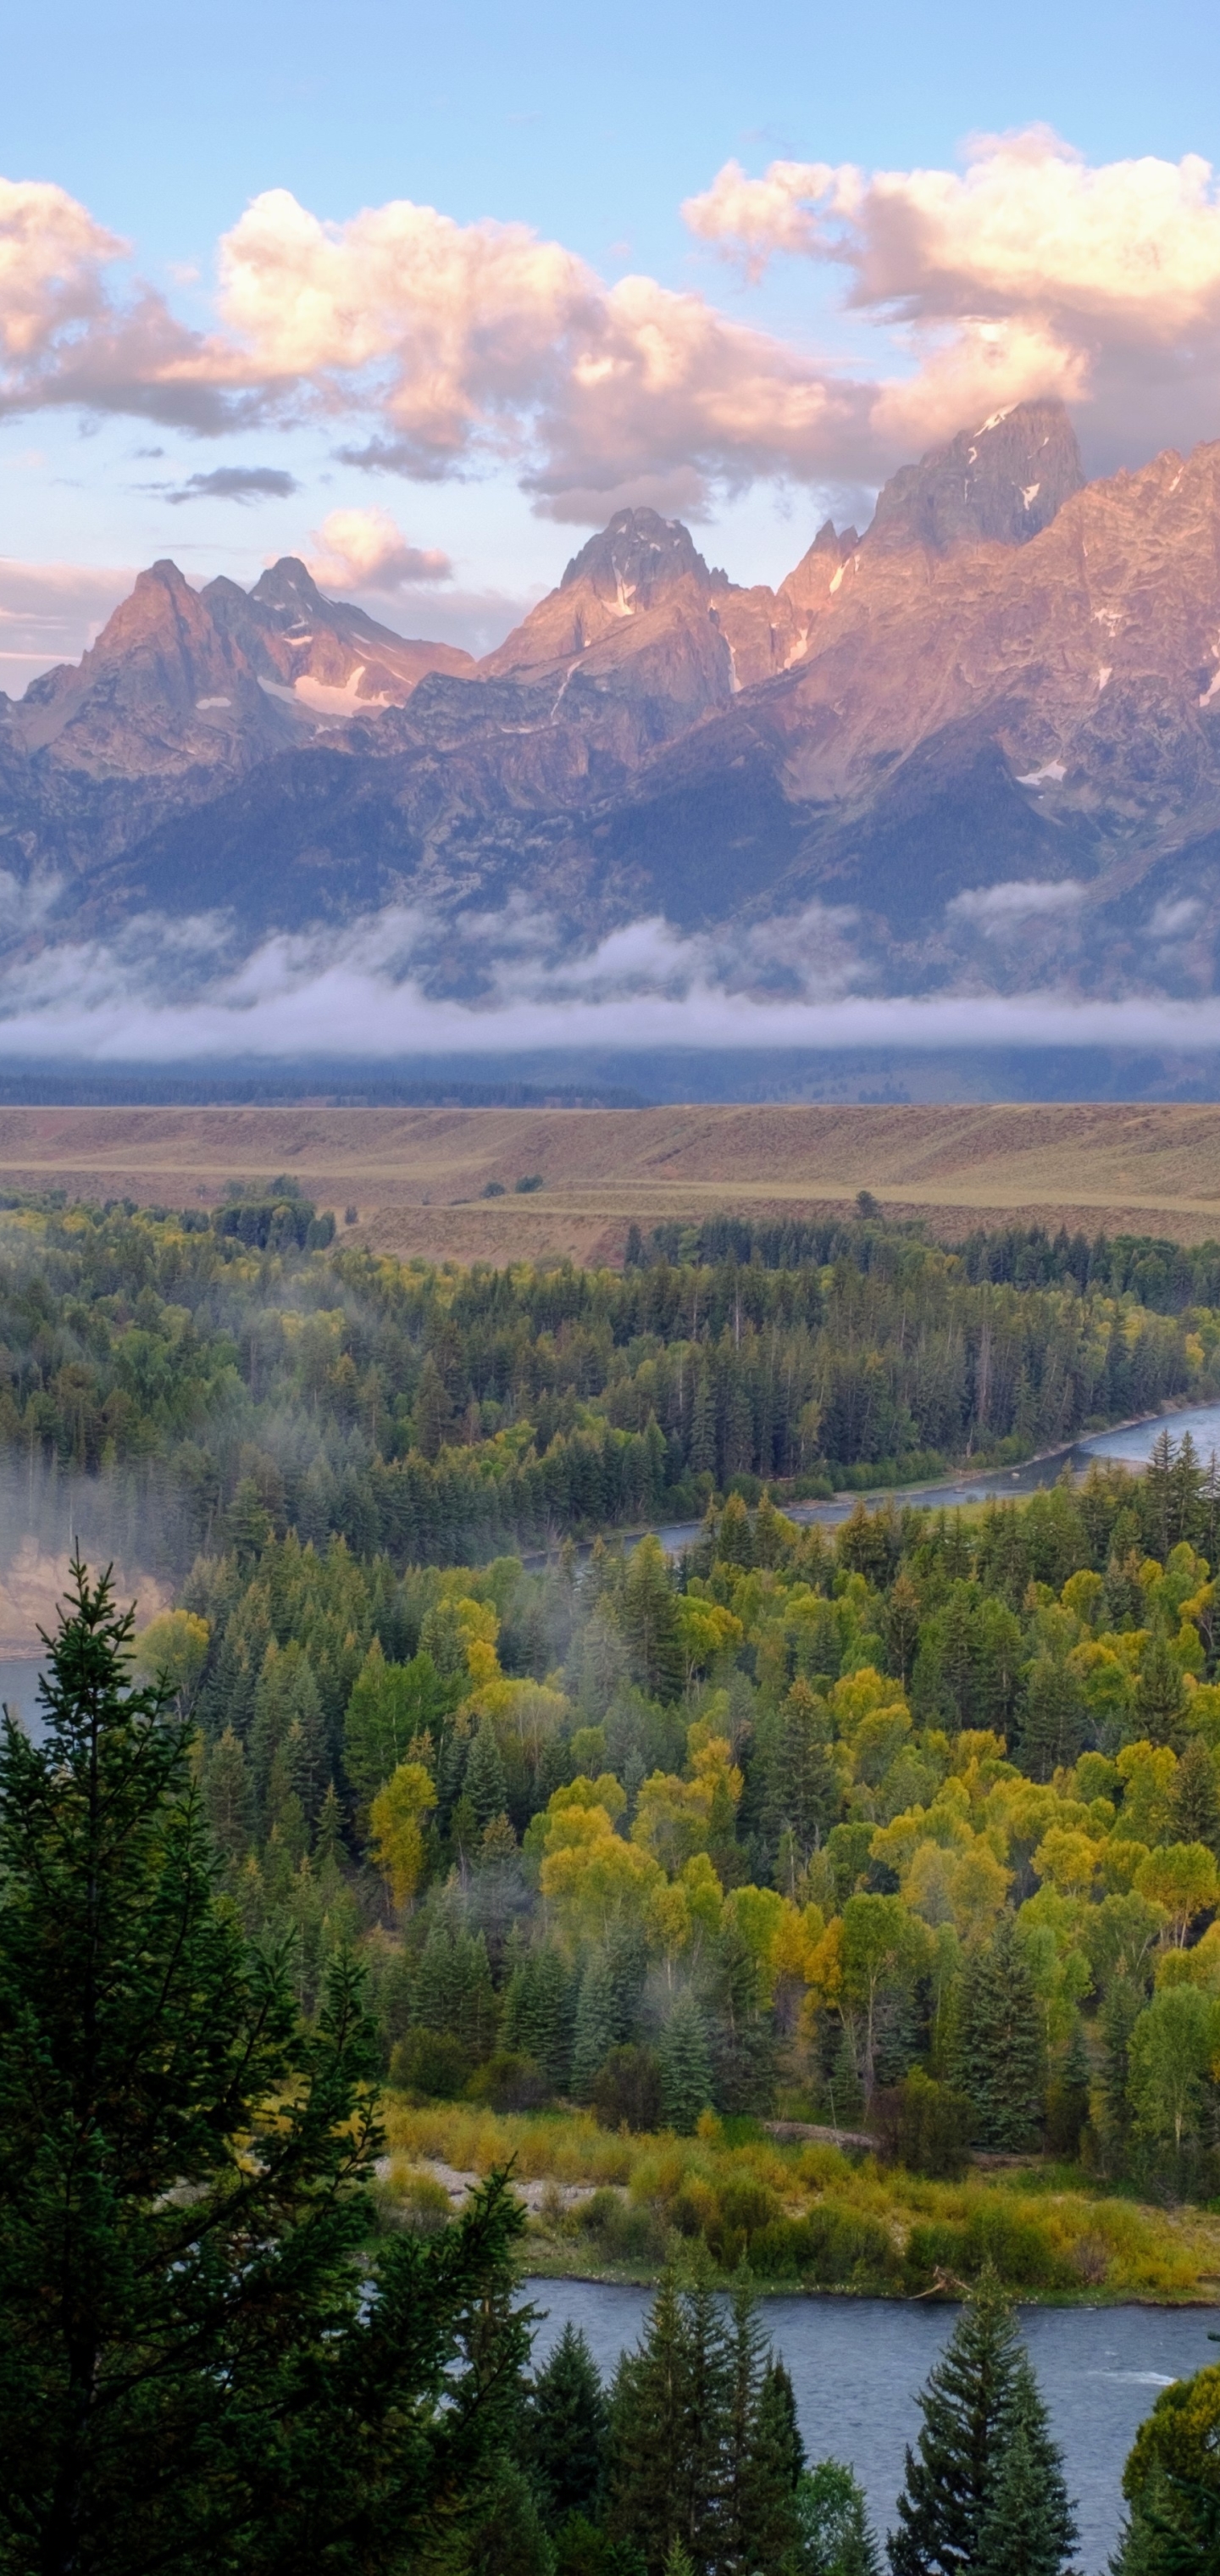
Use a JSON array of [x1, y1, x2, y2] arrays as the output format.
[[526, 2279, 1217, 2573]]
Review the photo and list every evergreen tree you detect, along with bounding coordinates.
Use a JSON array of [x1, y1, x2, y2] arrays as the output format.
[[1018, 1657, 1088, 1783], [343, 1642, 449, 1807], [1134, 1634, 1188, 1753], [457, 2454, 557, 2576], [1173, 1737, 1220, 1852], [887, 2273, 1027, 2576], [466, 1714, 511, 1830], [607, 2261, 733, 2573], [526, 2322, 608, 2527], [728, 2331, 804, 2575], [0, 1562, 529, 2576], [973, 2358, 1078, 2576], [502, 1945, 575, 2091], [799, 2460, 882, 2576], [201, 1723, 253, 1864], [774, 1679, 840, 1859], [621, 1537, 685, 1702], [573, 1954, 618, 2101], [950, 1914, 1044, 2151], [660, 1991, 713, 2134], [1112, 2355, 1220, 2575]]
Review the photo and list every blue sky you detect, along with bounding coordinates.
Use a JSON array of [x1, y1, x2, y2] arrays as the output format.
[[3, 0, 1220, 688]]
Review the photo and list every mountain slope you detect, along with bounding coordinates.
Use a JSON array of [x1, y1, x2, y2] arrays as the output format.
[[3, 401, 1220, 1013]]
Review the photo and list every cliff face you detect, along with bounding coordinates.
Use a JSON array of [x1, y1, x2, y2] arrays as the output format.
[[3, 402, 1220, 1004]]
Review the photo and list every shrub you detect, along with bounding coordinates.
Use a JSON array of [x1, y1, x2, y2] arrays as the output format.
[[465, 2051, 550, 2112], [591, 2043, 663, 2134], [514, 1174, 545, 1193], [876, 2070, 972, 2179], [578, 2188, 667, 2266], [905, 2203, 1074, 2295], [398, 2172, 454, 2235], [390, 2028, 469, 2100]]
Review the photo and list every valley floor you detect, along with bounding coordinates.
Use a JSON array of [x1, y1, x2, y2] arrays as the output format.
[[5, 1100, 1220, 1262]]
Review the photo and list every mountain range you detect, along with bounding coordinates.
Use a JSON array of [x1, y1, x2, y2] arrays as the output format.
[[4, 396, 1220, 1011]]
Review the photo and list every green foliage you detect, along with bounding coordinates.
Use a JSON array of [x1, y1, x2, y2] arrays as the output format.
[[661, 1994, 713, 2134], [797, 2460, 881, 2576], [527, 2323, 609, 2528], [950, 1916, 1045, 2152], [0, 1561, 529, 2576], [889, 2274, 1075, 2576]]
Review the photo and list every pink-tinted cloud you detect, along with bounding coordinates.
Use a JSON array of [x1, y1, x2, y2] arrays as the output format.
[[306, 506, 452, 591], [8, 136, 1220, 508]]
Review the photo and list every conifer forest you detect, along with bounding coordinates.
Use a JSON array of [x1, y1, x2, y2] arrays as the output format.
[[3, 1186, 1220, 2571]]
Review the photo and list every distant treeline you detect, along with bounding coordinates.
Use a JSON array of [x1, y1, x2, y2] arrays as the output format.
[[640, 1212, 1220, 1313], [0, 1063, 647, 1108], [0, 1196, 1217, 1575]]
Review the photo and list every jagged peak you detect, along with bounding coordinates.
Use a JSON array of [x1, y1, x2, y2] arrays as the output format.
[[864, 397, 1085, 554], [559, 507, 713, 604], [247, 557, 330, 621]]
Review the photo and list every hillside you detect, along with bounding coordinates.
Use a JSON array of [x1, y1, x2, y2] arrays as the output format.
[[7, 1100, 1220, 1261]]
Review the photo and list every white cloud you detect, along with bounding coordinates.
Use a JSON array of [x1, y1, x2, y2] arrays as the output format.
[[306, 506, 452, 591], [0, 900, 1218, 1061], [683, 130, 1220, 466], [946, 879, 1089, 935], [8, 132, 1220, 508]]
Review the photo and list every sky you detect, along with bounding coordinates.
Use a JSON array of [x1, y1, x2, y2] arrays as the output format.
[[4, 0, 1220, 693]]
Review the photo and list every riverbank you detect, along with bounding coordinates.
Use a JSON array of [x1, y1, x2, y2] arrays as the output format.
[[377, 2098, 1220, 2309]]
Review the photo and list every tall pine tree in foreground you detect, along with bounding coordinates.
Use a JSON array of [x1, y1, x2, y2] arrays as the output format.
[[798, 2460, 882, 2576], [888, 2273, 1076, 2576], [526, 2322, 608, 2529], [0, 1563, 526, 2576]]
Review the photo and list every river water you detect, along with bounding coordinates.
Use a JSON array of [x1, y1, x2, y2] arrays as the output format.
[[526, 2276, 1217, 2571]]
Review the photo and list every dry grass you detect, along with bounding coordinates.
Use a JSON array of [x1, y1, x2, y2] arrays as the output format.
[[379, 2099, 1220, 2304], [4, 1102, 1220, 1263]]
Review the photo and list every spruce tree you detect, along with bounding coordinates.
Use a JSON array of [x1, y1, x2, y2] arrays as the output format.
[[466, 1714, 511, 1830], [1018, 1657, 1088, 1782], [774, 1679, 840, 1860], [0, 1561, 529, 2576], [950, 1913, 1044, 2151], [799, 2459, 882, 2576], [660, 1991, 713, 2133], [526, 2322, 608, 2527], [621, 1537, 685, 1702], [973, 2357, 1078, 2576], [607, 2263, 733, 2573], [887, 2273, 1029, 2576], [573, 1954, 618, 2101]]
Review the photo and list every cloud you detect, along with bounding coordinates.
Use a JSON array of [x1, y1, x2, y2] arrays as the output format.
[[683, 130, 1220, 466], [164, 464, 299, 502], [2, 899, 1220, 1062], [9, 134, 1220, 504], [306, 506, 452, 591], [0, 556, 136, 694], [946, 879, 1089, 935]]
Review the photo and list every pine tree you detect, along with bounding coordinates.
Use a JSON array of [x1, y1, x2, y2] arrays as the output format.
[[660, 1991, 713, 2134], [724, 2283, 803, 2576], [1134, 1633, 1188, 1753], [774, 1679, 840, 1859], [201, 1723, 252, 1863], [1018, 1657, 1088, 1782], [0, 1560, 530, 2576], [573, 1953, 617, 2101], [621, 1537, 685, 1702], [1173, 1736, 1220, 1852], [798, 2459, 882, 2576], [950, 1913, 1044, 2151], [526, 2322, 608, 2527], [466, 1714, 511, 1829], [609, 2259, 735, 2573], [973, 2357, 1079, 2576], [457, 2453, 557, 2575], [887, 2273, 1026, 2576]]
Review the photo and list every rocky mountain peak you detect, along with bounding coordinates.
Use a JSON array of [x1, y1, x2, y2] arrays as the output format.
[[247, 557, 330, 629], [559, 507, 713, 607], [864, 397, 1085, 554]]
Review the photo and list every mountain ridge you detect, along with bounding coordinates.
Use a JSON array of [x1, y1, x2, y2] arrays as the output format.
[[3, 399, 1220, 1014]]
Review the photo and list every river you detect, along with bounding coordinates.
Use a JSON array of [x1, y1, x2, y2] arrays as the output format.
[[525, 2276, 1216, 2571]]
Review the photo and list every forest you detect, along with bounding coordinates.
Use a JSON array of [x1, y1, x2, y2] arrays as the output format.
[[0, 1186, 1217, 1579], [5, 1190, 1220, 2571]]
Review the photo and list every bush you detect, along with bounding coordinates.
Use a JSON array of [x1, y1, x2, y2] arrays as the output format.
[[389, 2029, 469, 2099], [398, 2172, 454, 2235], [591, 2044, 663, 2134], [464, 2051, 550, 2113], [905, 2202, 1074, 2295], [578, 2188, 667, 2266], [876, 2070, 972, 2179], [514, 1174, 545, 1193]]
